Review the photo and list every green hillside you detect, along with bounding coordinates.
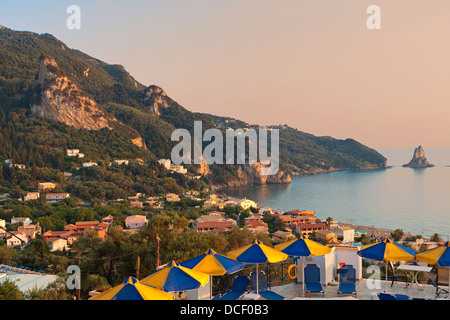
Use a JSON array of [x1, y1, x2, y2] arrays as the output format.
[[0, 26, 387, 195]]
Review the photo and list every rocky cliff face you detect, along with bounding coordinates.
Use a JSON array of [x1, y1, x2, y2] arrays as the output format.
[[403, 145, 434, 168], [203, 162, 291, 189], [31, 56, 116, 130], [143, 85, 174, 116]]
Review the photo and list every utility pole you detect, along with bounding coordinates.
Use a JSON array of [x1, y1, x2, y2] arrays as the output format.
[[156, 234, 161, 268], [78, 251, 81, 300], [136, 255, 140, 280]]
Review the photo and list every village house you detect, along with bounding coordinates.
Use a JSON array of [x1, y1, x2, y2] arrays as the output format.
[[238, 198, 258, 210], [67, 149, 80, 157], [6, 233, 28, 247], [43, 230, 78, 245], [130, 201, 143, 208], [271, 230, 296, 243], [193, 213, 236, 233], [46, 193, 70, 204], [11, 217, 32, 226], [331, 226, 355, 243], [315, 229, 337, 243], [244, 219, 269, 234], [158, 159, 171, 170], [166, 193, 180, 202], [82, 161, 98, 168], [71, 221, 100, 234], [170, 164, 187, 174], [102, 215, 114, 226], [296, 223, 328, 236], [46, 237, 68, 251], [38, 182, 57, 192], [23, 192, 40, 202], [125, 215, 148, 229], [10, 163, 26, 170], [18, 224, 41, 239], [113, 160, 129, 165]]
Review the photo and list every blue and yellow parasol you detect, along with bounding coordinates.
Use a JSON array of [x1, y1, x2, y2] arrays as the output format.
[[89, 276, 173, 300], [140, 260, 210, 292], [275, 234, 332, 292], [357, 238, 416, 292], [227, 239, 288, 295]]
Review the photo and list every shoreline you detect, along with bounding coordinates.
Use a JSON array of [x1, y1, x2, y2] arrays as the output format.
[[222, 194, 418, 241]]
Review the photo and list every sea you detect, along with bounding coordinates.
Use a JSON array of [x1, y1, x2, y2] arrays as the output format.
[[225, 148, 450, 239]]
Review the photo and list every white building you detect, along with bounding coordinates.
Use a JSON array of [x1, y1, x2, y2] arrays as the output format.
[[6, 234, 29, 247], [331, 226, 356, 243], [82, 161, 98, 168], [46, 193, 70, 204], [113, 160, 129, 166], [170, 164, 187, 174], [296, 246, 362, 286], [125, 215, 148, 229], [67, 149, 80, 157], [11, 217, 32, 226], [158, 159, 171, 170]]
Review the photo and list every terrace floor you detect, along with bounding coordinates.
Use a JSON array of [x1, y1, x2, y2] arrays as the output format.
[[254, 279, 449, 300]]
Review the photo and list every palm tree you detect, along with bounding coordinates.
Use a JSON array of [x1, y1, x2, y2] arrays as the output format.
[[326, 217, 333, 230]]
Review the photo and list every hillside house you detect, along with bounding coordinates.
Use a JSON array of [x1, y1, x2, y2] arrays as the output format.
[[238, 198, 258, 210], [6, 234, 28, 247], [46, 193, 70, 204], [18, 224, 41, 239], [38, 182, 57, 192], [23, 192, 40, 202], [11, 217, 32, 226], [82, 161, 98, 168], [46, 237, 68, 251], [113, 160, 129, 165], [166, 193, 180, 202], [158, 159, 171, 170], [125, 215, 148, 229]]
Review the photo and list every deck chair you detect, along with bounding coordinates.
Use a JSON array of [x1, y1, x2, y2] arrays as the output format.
[[219, 275, 250, 300], [377, 292, 410, 300], [337, 265, 357, 296], [250, 271, 286, 300], [304, 264, 324, 296], [434, 267, 449, 298]]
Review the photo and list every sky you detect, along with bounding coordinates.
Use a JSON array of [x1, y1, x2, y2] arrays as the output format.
[[1, 0, 450, 149]]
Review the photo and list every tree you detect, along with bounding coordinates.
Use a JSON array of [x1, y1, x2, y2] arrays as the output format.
[[0, 279, 24, 300], [24, 278, 73, 300], [326, 217, 333, 230], [390, 229, 404, 242], [431, 233, 442, 243]]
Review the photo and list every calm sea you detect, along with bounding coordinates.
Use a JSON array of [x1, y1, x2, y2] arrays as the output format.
[[225, 148, 450, 239]]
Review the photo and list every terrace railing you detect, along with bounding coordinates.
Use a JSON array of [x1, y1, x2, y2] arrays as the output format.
[[212, 258, 296, 295]]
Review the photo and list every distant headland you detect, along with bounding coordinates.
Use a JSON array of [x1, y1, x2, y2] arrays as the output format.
[[402, 145, 435, 168]]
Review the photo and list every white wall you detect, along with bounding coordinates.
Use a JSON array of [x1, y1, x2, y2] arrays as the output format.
[[296, 247, 362, 285], [185, 278, 212, 300]]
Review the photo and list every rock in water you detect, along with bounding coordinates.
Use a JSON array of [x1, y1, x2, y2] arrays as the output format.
[[402, 145, 434, 168]]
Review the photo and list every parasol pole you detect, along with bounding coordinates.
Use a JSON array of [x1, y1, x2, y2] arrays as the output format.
[[256, 264, 259, 295]]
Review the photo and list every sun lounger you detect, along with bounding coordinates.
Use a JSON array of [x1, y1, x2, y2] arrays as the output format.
[[304, 264, 324, 296], [338, 265, 357, 296], [377, 293, 410, 300], [250, 271, 285, 300], [219, 275, 249, 300]]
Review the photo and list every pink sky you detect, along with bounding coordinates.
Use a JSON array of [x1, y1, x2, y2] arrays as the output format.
[[2, 0, 450, 148]]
